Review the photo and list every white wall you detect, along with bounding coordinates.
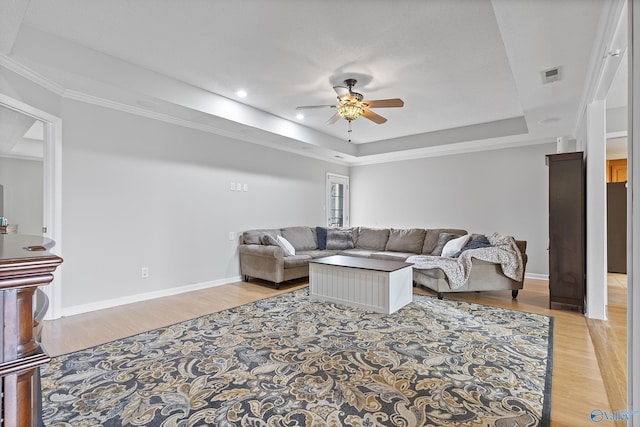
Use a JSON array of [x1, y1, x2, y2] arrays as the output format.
[[2, 63, 552, 311], [59, 99, 348, 310], [0, 157, 43, 235], [350, 142, 554, 276]]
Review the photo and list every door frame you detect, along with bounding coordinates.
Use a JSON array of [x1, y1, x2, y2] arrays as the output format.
[[0, 93, 62, 319]]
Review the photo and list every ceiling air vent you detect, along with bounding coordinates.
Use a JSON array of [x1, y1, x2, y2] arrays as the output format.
[[542, 67, 561, 84]]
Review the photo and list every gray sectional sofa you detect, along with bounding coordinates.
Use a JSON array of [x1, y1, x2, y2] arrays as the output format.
[[239, 226, 527, 298]]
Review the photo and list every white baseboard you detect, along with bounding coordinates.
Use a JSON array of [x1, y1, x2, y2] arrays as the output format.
[[525, 272, 549, 281], [61, 276, 242, 318], [60, 272, 548, 318]]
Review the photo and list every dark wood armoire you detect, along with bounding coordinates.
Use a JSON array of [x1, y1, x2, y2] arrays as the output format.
[[546, 152, 586, 312]]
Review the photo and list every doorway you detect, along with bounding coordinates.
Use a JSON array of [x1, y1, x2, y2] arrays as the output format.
[[0, 93, 62, 319], [0, 106, 44, 235]]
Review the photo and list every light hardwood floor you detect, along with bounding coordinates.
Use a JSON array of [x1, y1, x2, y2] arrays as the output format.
[[42, 277, 627, 427]]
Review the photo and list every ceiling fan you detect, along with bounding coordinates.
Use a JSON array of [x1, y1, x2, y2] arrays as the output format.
[[296, 79, 404, 126]]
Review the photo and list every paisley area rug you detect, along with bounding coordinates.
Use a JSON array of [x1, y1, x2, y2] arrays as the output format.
[[41, 288, 553, 426]]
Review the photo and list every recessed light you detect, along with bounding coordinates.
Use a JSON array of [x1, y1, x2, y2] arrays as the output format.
[[296, 113, 304, 120], [236, 89, 247, 98]]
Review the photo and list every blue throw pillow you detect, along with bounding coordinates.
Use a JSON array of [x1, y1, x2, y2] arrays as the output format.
[[454, 234, 492, 257], [316, 227, 328, 250]]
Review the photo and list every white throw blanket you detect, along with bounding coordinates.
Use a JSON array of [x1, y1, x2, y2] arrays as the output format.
[[407, 233, 524, 289]]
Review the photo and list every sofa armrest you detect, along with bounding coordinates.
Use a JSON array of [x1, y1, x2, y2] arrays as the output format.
[[239, 244, 287, 284], [239, 244, 285, 260]]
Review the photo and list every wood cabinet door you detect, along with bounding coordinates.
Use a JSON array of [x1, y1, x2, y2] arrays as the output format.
[[607, 159, 628, 183]]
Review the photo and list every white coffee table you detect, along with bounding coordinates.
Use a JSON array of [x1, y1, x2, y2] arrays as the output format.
[[309, 255, 413, 314]]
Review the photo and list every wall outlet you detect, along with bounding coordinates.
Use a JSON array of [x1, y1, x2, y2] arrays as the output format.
[[141, 267, 149, 278], [229, 231, 236, 241]]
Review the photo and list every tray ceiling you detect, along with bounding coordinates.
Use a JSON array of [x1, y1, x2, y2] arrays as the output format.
[[0, 0, 627, 164]]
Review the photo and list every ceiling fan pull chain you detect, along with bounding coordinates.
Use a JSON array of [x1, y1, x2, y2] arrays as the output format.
[[348, 121, 353, 143]]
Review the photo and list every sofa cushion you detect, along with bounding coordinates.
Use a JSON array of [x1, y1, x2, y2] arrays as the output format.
[[283, 254, 312, 269], [385, 228, 426, 253], [371, 251, 416, 261], [277, 235, 296, 256], [441, 234, 472, 257], [326, 228, 355, 250], [298, 249, 340, 258], [243, 229, 281, 245], [338, 248, 378, 258], [355, 227, 390, 250], [281, 226, 317, 251], [422, 228, 467, 254], [413, 267, 446, 280], [431, 233, 460, 256]]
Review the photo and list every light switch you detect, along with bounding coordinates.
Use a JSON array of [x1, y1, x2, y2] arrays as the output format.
[[230, 182, 236, 191], [243, 183, 248, 192]]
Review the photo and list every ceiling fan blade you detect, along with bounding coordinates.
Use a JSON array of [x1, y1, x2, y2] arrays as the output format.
[[296, 105, 337, 110], [326, 112, 341, 125], [361, 98, 404, 108], [362, 108, 387, 124]]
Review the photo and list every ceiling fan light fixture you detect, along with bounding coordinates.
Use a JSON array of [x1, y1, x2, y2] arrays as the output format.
[[338, 103, 364, 121]]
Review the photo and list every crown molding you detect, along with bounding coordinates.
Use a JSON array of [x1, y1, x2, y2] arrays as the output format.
[[0, 55, 349, 165], [0, 54, 251, 144], [0, 153, 44, 162], [0, 54, 65, 95], [63, 90, 350, 166], [63, 90, 244, 139], [350, 136, 555, 166], [2, 53, 557, 167]]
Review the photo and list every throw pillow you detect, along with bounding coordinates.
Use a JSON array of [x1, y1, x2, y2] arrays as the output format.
[[276, 235, 296, 256], [316, 227, 328, 250], [385, 228, 427, 253], [422, 228, 467, 254], [431, 233, 459, 256], [326, 228, 355, 250], [441, 234, 472, 257], [454, 234, 492, 257], [261, 234, 279, 246]]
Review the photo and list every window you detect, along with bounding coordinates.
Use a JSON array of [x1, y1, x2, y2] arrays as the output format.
[[326, 173, 349, 227]]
